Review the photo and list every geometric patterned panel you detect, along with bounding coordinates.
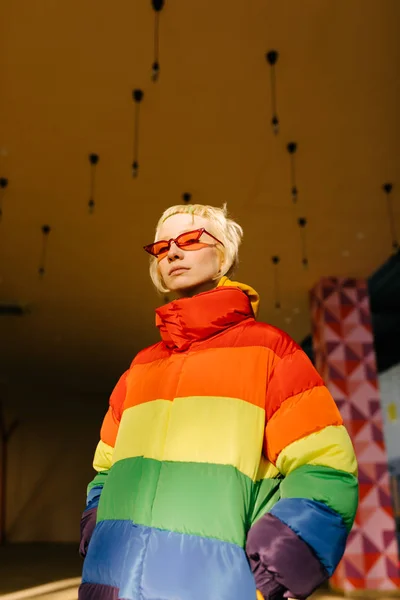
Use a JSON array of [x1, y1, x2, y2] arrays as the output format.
[[310, 277, 400, 591]]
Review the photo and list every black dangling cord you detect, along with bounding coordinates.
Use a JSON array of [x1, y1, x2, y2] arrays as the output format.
[[182, 192, 192, 204], [298, 217, 309, 268], [287, 142, 298, 203], [88, 154, 99, 214], [266, 50, 279, 134], [39, 225, 51, 277], [132, 89, 144, 177], [151, 0, 165, 82], [272, 256, 281, 309], [0, 178, 9, 223], [382, 183, 399, 251]]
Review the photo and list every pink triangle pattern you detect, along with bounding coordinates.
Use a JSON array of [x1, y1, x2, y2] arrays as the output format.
[[310, 277, 400, 591]]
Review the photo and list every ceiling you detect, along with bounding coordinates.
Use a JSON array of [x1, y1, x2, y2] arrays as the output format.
[[0, 1, 399, 394]]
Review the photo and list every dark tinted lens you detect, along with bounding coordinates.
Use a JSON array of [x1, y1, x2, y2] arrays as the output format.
[[153, 241, 170, 256], [177, 230, 203, 247]]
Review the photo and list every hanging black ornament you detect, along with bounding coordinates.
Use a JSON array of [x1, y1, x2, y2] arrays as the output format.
[[266, 50, 280, 134], [382, 183, 399, 251], [151, 0, 165, 82], [88, 154, 99, 214], [132, 89, 144, 177], [182, 193, 192, 204], [287, 142, 298, 203], [0, 178, 9, 223], [271, 255, 281, 309], [39, 224, 51, 277], [298, 217, 309, 268]]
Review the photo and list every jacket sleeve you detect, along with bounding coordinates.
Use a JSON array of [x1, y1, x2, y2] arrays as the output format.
[[79, 369, 128, 557], [246, 346, 358, 600]]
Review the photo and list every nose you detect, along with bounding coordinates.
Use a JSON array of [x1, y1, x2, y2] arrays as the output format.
[[167, 240, 184, 262]]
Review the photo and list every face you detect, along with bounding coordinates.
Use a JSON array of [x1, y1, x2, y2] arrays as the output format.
[[156, 213, 223, 298]]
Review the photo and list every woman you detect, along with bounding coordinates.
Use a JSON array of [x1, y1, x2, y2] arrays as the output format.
[[79, 204, 358, 600]]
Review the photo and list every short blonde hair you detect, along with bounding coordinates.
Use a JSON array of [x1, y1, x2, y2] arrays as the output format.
[[149, 203, 243, 294]]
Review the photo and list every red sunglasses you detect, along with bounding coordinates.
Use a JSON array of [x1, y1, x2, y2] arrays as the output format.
[[143, 228, 224, 259]]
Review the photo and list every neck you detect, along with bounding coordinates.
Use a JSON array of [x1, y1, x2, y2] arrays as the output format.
[[156, 285, 255, 350], [172, 278, 221, 299]]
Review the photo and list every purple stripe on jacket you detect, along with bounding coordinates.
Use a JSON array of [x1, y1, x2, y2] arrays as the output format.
[[79, 582, 119, 600]]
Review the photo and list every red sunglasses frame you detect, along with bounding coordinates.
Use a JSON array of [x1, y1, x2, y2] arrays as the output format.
[[143, 228, 224, 258]]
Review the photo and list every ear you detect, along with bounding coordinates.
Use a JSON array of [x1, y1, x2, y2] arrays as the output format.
[[219, 248, 231, 277], [212, 249, 227, 281], [156, 262, 171, 294], [218, 246, 225, 268]]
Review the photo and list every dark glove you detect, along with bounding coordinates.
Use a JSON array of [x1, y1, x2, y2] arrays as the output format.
[[246, 513, 328, 600], [79, 507, 97, 558], [249, 555, 286, 600]]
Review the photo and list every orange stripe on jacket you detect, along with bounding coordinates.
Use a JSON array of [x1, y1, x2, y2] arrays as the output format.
[[125, 355, 186, 408], [265, 348, 324, 420], [100, 370, 129, 447], [124, 346, 279, 410], [265, 386, 343, 464]]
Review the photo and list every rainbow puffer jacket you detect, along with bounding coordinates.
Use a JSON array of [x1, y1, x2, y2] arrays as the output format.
[[79, 280, 358, 600]]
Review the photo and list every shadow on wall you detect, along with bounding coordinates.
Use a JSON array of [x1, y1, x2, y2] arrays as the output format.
[[4, 382, 107, 542]]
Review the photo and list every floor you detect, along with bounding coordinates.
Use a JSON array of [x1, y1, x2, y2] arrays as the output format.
[[0, 543, 81, 595], [0, 544, 398, 599]]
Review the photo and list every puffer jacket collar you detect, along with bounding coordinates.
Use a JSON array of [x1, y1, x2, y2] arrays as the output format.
[[155, 286, 255, 351]]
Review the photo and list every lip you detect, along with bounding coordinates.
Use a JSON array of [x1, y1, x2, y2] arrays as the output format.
[[169, 266, 189, 276]]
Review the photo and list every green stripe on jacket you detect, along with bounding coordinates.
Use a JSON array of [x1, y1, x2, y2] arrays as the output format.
[[97, 456, 282, 546], [280, 464, 358, 531]]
